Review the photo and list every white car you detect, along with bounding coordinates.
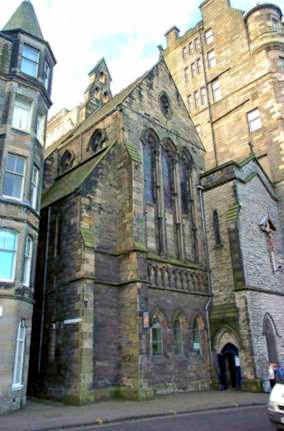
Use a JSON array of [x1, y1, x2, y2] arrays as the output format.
[[268, 383, 284, 430]]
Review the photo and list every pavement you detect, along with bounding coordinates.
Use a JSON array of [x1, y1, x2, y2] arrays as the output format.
[[0, 390, 269, 431]]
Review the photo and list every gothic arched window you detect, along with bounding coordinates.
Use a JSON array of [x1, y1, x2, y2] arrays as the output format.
[[180, 161, 191, 214], [162, 148, 173, 210], [151, 315, 163, 355], [60, 149, 74, 171], [160, 92, 172, 119], [89, 128, 106, 153], [193, 318, 202, 356], [263, 314, 278, 363], [143, 131, 157, 204]]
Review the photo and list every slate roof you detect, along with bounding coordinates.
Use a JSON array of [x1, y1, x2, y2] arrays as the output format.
[[3, 0, 44, 40], [42, 142, 116, 209]]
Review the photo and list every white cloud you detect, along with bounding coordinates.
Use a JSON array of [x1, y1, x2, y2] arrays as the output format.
[[1, 0, 268, 116]]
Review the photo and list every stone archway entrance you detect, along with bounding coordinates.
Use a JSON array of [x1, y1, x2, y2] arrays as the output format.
[[217, 343, 241, 390]]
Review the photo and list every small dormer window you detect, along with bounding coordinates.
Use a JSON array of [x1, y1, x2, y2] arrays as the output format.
[[21, 44, 40, 78]]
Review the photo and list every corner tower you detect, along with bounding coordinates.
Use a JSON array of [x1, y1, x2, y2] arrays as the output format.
[[0, 0, 55, 413]]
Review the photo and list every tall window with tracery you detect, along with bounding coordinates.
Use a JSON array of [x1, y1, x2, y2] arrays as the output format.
[[143, 133, 156, 204], [151, 316, 163, 355], [180, 161, 191, 214], [162, 148, 173, 210], [174, 317, 184, 354]]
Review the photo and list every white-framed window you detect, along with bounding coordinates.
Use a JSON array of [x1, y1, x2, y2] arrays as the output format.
[[207, 49, 216, 68], [36, 113, 46, 144], [12, 320, 26, 390], [271, 16, 281, 32], [12, 96, 32, 132], [196, 58, 202, 74], [23, 236, 33, 287], [191, 62, 197, 78], [31, 165, 39, 210], [278, 57, 284, 70], [205, 29, 214, 45], [188, 94, 193, 112], [43, 61, 51, 90], [3, 153, 25, 200], [194, 90, 200, 108], [248, 108, 262, 132], [0, 229, 17, 282], [194, 37, 200, 52], [182, 47, 187, 59], [21, 44, 40, 78], [184, 67, 189, 83], [200, 87, 207, 106], [211, 79, 221, 102], [188, 42, 193, 55]]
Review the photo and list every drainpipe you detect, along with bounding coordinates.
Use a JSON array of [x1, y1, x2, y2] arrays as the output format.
[[38, 206, 51, 375], [197, 183, 213, 380]]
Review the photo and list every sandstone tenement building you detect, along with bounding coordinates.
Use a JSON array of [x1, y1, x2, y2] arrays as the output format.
[[0, 1, 55, 413], [164, 0, 284, 390], [1, 0, 284, 412]]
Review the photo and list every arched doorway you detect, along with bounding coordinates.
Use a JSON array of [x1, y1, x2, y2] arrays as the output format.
[[218, 343, 241, 390]]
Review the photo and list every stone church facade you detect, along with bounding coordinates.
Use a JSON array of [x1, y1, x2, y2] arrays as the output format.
[[29, 58, 212, 404]]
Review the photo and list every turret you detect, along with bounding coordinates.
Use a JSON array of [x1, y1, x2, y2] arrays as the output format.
[[245, 3, 284, 53], [83, 57, 112, 119], [0, 0, 55, 413]]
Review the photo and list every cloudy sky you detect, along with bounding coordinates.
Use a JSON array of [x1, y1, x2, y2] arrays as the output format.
[[1, 0, 268, 116]]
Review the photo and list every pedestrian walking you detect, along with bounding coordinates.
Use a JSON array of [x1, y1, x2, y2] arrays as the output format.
[[269, 362, 276, 389]]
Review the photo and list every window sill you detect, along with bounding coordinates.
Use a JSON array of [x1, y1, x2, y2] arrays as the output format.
[[11, 127, 31, 135], [249, 128, 262, 135], [12, 384, 24, 391], [0, 281, 15, 287]]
